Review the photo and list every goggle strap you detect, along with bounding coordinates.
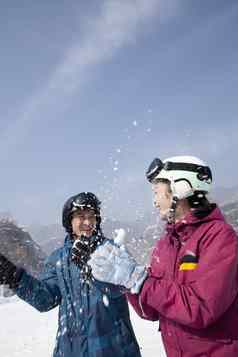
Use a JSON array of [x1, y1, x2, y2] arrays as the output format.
[[146, 158, 212, 182]]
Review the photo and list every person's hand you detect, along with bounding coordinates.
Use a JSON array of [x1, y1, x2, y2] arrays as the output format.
[[88, 240, 147, 293], [71, 236, 91, 268], [0, 254, 23, 289]]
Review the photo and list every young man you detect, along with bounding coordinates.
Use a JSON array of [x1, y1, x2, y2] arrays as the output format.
[[0, 192, 141, 357], [89, 156, 238, 357]]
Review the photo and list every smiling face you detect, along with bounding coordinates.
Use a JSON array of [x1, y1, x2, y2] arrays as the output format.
[[71, 208, 97, 238], [152, 180, 173, 221]]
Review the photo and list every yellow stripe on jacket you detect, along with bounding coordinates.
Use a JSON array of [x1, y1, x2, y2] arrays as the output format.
[[179, 262, 198, 271]]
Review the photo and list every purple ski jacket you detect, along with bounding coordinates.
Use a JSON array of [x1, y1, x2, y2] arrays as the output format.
[[128, 206, 238, 356]]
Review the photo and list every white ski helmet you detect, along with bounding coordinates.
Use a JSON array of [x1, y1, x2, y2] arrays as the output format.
[[146, 155, 212, 200]]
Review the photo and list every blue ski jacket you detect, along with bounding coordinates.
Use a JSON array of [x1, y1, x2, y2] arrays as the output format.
[[15, 236, 141, 357]]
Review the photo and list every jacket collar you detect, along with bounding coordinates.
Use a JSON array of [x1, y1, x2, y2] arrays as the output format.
[[166, 204, 225, 243], [64, 233, 103, 248]]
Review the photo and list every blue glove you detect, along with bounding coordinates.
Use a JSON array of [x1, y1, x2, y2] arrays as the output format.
[[88, 240, 147, 294]]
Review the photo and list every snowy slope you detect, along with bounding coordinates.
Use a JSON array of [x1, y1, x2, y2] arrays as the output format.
[[0, 298, 166, 357]]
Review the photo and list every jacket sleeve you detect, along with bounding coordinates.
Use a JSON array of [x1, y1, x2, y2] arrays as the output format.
[[15, 250, 61, 312], [137, 224, 238, 329], [126, 290, 160, 321]]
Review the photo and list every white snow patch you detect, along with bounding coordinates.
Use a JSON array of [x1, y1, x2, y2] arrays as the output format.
[[0, 297, 166, 356], [102, 294, 110, 307]]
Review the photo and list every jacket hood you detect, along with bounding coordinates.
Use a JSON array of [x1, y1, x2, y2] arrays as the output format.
[[64, 233, 97, 243], [166, 204, 226, 239], [183, 204, 225, 225], [64, 233, 106, 250]]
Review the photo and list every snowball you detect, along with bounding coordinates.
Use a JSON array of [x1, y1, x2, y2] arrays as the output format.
[[103, 294, 109, 307], [114, 228, 126, 246]]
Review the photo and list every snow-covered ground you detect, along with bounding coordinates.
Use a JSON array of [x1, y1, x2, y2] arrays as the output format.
[[0, 297, 166, 357]]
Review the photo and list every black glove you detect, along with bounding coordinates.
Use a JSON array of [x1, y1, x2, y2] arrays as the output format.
[[71, 234, 105, 282], [0, 254, 23, 289], [71, 236, 94, 282], [71, 235, 91, 268]]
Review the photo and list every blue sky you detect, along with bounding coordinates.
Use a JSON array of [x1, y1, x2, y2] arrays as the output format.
[[0, 0, 238, 224]]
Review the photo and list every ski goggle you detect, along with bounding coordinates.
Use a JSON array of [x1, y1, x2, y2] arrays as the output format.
[[146, 158, 164, 183], [72, 201, 96, 212], [70, 193, 101, 213], [146, 158, 212, 183]]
